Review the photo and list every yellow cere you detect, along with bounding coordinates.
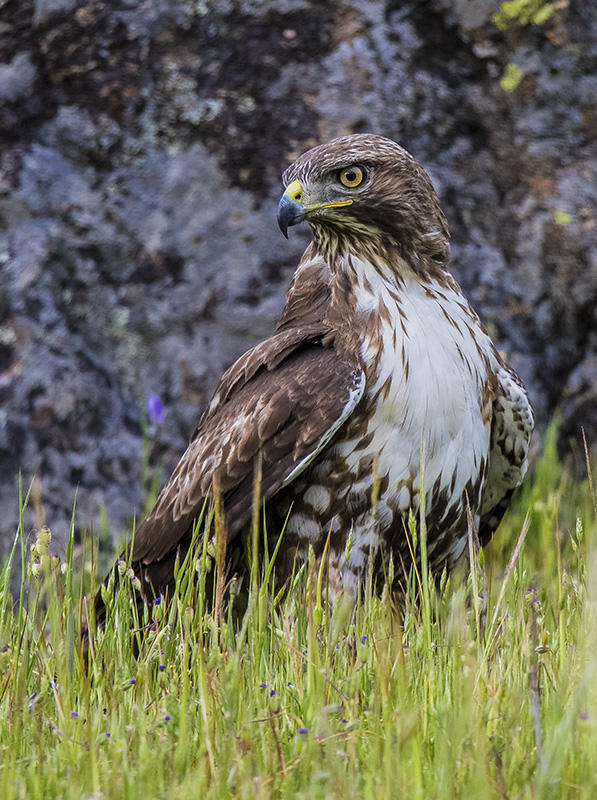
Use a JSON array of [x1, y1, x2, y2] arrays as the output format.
[[284, 179, 303, 202]]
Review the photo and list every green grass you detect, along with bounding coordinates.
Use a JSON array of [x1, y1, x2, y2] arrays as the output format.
[[1, 427, 597, 799]]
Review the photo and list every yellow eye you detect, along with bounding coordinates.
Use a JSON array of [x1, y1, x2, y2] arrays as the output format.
[[339, 165, 365, 188]]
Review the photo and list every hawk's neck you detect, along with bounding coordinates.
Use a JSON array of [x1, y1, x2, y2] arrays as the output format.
[[312, 223, 450, 284]]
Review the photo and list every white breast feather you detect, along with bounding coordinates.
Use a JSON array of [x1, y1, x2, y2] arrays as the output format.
[[337, 256, 498, 560]]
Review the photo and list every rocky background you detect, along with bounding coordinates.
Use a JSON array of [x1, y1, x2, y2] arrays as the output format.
[[1, 0, 596, 554]]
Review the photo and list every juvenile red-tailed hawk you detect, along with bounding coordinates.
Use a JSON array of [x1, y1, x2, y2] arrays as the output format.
[[97, 134, 533, 620]]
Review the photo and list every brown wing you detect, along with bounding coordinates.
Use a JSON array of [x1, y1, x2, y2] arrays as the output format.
[[478, 365, 534, 545], [131, 344, 365, 569]]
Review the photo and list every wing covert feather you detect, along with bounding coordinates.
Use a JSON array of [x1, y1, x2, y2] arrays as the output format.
[[132, 345, 364, 565], [479, 365, 534, 545]]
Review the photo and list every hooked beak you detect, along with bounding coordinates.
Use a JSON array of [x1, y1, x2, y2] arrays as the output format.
[[277, 180, 305, 238], [277, 178, 355, 238], [277, 193, 305, 239]]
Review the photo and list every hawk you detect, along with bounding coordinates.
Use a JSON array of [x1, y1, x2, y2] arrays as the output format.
[[96, 134, 533, 622]]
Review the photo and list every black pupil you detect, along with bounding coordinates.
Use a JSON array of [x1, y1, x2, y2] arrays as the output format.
[[345, 170, 357, 182]]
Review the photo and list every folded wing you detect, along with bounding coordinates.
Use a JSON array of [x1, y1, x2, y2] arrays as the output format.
[[132, 343, 365, 571], [479, 365, 534, 545]]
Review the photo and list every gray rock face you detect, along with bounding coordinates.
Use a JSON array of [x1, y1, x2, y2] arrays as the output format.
[[1, 0, 596, 553]]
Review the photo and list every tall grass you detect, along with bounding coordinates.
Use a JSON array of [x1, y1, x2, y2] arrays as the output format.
[[1, 428, 596, 799]]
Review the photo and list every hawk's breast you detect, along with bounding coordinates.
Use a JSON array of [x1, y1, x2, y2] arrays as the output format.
[[285, 258, 499, 583]]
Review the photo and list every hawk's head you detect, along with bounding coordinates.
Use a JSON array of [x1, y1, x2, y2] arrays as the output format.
[[278, 134, 450, 276]]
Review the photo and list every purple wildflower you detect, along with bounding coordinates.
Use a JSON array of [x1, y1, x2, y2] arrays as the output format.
[[260, 682, 267, 688], [154, 596, 161, 606], [299, 727, 308, 734], [360, 635, 368, 644], [164, 714, 171, 721], [105, 732, 111, 738], [146, 394, 165, 425], [269, 689, 276, 697], [129, 678, 136, 685], [159, 664, 166, 672], [70, 711, 79, 719]]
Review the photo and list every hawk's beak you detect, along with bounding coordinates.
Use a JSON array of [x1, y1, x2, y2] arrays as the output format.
[[277, 180, 305, 238], [277, 178, 355, 238]]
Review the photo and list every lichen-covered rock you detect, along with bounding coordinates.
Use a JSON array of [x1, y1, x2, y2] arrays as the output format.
[[0, 0, 595, 553]]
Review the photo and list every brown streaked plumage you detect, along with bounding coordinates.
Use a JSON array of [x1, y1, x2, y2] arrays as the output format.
[[95, 134, 533, 625]]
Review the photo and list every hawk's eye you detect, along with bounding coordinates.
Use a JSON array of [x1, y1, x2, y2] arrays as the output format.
[[338, 165, 365, 188]]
